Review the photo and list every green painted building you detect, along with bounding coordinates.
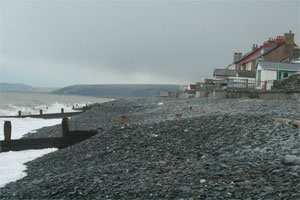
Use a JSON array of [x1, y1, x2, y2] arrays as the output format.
[[256, 61, 300, 89]]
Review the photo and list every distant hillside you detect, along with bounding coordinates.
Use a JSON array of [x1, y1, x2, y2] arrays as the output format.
[[51, 84, 180, 97], [0, 83, 57, 93]]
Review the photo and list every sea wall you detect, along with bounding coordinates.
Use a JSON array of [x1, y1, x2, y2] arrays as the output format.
[[225, 88, 300, 100], [179, 88, 300, 100]]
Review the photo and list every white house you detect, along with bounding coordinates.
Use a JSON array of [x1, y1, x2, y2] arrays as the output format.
[[256, 61, 300, 89]]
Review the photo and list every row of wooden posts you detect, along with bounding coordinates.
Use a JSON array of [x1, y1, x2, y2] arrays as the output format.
[[3, 113, 184, 140], [16, 104, 88, 117], [17, 108, 65, 117]]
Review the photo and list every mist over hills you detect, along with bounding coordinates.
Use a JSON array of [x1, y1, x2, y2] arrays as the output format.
[[0, 83, 180, 97], [51, 84, 180, 97], [0, 83, 57, 93]]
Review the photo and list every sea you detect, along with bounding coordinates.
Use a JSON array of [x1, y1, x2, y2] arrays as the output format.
[[0, 91, 112, 187]]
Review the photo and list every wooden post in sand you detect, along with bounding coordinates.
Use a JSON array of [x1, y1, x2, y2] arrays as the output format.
[[4, 121, 12, 141], [18, 111, 21, 117], [175, 114, 182, 119], [119, 116, 127, 125], [61, 118, 69, 137]]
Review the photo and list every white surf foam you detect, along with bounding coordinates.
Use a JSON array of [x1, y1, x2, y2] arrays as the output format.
[[34, 102, 90, 114], [0, 98, 114, 188], [0, 117, 61, 187], [0, 118, 61, 140], [0, 148, 57, 188], [0, 102, 88, 117], [0, 105, 35, 116]]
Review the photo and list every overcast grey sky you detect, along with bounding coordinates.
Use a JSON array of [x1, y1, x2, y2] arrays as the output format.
[[0, 0, 299, 87]]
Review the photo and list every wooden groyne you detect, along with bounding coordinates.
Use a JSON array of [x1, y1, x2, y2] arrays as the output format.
[[0, 118, 97, 152], [72, 104, 88, 111], [0, 111, 84, 119], [0, 104, 94, 119]]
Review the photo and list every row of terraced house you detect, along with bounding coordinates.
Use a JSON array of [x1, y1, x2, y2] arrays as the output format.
[[213, 30, 300, 90], [158, 31, 300, 98]]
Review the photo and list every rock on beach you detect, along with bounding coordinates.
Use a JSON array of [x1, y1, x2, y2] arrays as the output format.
[[282, 155, 300, 165], [0, 97, 300, 199]]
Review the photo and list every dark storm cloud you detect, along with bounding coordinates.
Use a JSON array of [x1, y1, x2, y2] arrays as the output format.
[[0, 0, 299, 87]]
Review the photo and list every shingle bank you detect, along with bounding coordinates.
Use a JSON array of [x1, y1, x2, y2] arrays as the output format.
[[1, 97, 300, 199]]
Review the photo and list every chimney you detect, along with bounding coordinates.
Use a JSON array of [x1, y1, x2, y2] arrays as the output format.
[[252, 44, 258, 51], [276, 36, 284, 43], [269, 38, 276, 46], [233, 52, 242, 63], [284, 30, 295, 45], [263, 41, 268, 48]]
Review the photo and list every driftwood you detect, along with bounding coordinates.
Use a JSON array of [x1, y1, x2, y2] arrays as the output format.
[[292, 120, 300, 128], [272, 118, 300, 128], [272, 118, 292, 124], [238, 99, 262, 103]]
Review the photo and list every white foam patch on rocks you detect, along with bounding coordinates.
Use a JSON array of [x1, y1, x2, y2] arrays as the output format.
[[0, 118, 61, 140], [0, 118, 60, 187], [0, 148, 57, 188]]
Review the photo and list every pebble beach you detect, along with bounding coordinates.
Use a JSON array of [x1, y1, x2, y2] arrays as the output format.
[[0, 97, 300, 199]]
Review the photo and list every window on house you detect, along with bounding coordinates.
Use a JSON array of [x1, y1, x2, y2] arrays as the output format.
[[278, 72, 281, 79], [283, 73, 289, 78]]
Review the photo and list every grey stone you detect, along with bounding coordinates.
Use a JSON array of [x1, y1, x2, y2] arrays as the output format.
[[1, 98, 299, 199], [262, 186, 274, 193], [282, 155, 300, 165]]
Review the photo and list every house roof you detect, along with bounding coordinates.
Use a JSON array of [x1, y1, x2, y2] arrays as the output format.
[[243, 42, 285, 64], [214, 69, 256, 78], [214, 69, 236, 77], [236, 71, 256, 78], [258, 61, 300, 71], [234, 40, 298, 65], [261, 42, 285, 56]]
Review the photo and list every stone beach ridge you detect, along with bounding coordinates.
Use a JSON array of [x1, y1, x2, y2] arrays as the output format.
[[1, 97, 300, 199]]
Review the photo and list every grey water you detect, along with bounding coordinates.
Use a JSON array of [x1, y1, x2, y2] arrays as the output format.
[[0, 91, 112, 116]]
